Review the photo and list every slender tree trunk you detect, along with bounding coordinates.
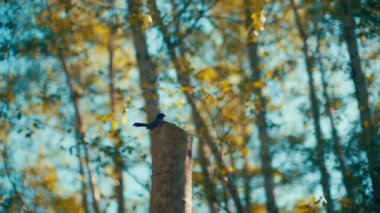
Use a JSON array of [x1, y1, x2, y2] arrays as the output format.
[[77, 149, 90, 213], [244, 1, 278, 212], [45, 4, 92, 212], [339, 0, 380, 206], [242, 153, 252, 213], [127, 0, 159, 122], [319, 52, 354, 201], [314, 17, 354, 203], [107, 18, 125, 213], [3, 60, 27, 212], [290, 0, 333, 212], [2, 148, 27, 212], [57, 48, 100, 213], [198, 140, 219, 213], [148, 1, 243, 211], [187, 94, 243, 212]]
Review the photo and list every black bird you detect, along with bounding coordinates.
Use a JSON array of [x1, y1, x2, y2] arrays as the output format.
[[133, 113, 166, 130]]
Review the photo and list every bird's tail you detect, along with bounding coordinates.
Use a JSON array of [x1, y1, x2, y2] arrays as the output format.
[[133, 123, 148, 127]]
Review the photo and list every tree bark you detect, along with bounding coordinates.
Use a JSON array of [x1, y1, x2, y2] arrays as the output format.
[[45, 4, 92, 212], [58, 48, 100, 213], [290, 0, 333, 212], [150, 122, 193, 213], [339, 0, 380, 206], [127, 0, 159, 122], [46, 3, 100, 211], [242, 153, 252, 213], [107, 14, 125, 212], [244, 1, 278, 212], [198, 139, 219, 213], [314, 12, 355, 203]]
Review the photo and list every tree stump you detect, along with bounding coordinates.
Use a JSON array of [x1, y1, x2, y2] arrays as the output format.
[[150, 122, 192, 213]]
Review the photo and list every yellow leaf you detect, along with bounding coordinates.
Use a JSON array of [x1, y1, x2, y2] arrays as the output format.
[[192, 172, 204, 183], [242, 148, 249, 157], [6, 93, 15, 102], [360, 35, 366, 42], [264, 71, 272, 79], [363, 120, 369, 129], [179, 86, 194, 93], [195, 68, 218, 82], [206, 95, 216, 104], [121, 117, 127, 125], [367, 73, 375, 85], [105, 166, 113, 176], [94, 77, 102, 85], [334, 100, 341, 109], [257, 65, 265, 70], [369, 52, 377, 60], [125, 96, 132, 105], [112, 121, 118, 130], [45, 66, 54, 79], [176, 100, 185, 109], [252, 80, 265, 88], [0, 195, 6, 204], [43, 102, 49, 111], [220, 81, 232, 93], [220, 167, 227, 176], [93, 25, 109, 39]]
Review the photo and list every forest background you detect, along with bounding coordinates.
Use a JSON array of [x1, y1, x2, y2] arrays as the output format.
[[0, 0, 379, 212]]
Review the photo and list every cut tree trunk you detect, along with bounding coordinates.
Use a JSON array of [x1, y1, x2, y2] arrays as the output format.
[[150, 122, 193, 213]]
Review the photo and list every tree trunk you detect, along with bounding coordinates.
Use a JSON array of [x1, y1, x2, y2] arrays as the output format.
[[148, 1, 243, 211], [314, 16, 354, 203], [244, 1, 278, 212], [107, 17, 125, 212], [290, 0, 333, 212], [189, 98, 242, 211], [45, 4, 93, 212], [149, 122, 193, 213], [198, 139, 219, 213], [127, 0, 159, 122], [57, 48, 100, 213], [339, 0, 380, 206], [242, 153, 252, 213]]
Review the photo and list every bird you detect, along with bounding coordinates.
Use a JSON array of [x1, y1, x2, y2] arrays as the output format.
[[133, 113, 166, 130]]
